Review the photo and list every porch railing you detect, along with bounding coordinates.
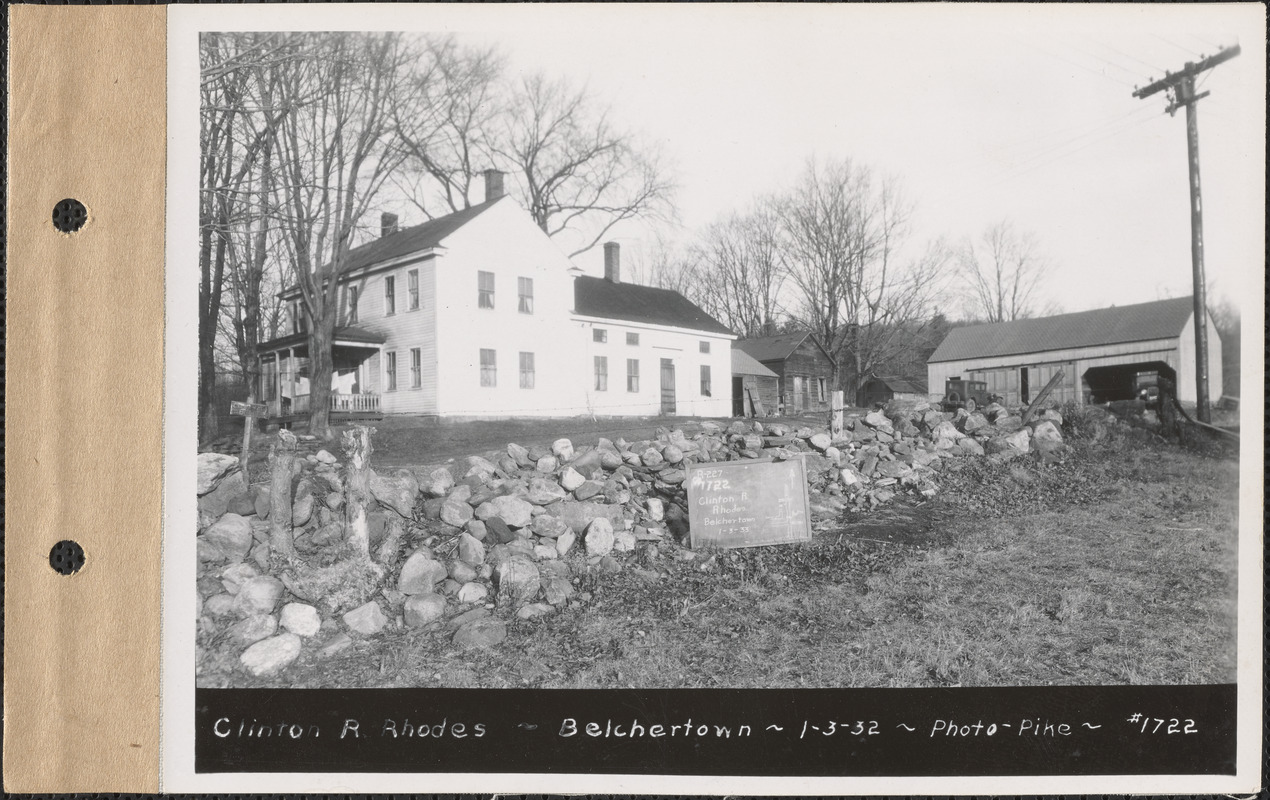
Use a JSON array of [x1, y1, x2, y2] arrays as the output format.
[[269, 393, 380, 417]]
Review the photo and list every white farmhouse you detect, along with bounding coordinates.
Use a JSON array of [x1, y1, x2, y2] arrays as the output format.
[[259, 173, 735, 420]]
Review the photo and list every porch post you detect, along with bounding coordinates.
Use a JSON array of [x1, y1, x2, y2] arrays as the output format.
[[274, 351, 282, 411], [288, 347, 296, 408]]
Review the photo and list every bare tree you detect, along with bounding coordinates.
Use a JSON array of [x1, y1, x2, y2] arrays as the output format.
[[267, 32, 410, 439], [781, 157, 947, 401], [392, 36, 505, 216], [497, 73, 675, 257], [688, 201, 789, 338], [956, 220, 1049, 323]]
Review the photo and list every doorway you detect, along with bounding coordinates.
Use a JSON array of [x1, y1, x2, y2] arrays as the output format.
[[660, 359, 676, 415]]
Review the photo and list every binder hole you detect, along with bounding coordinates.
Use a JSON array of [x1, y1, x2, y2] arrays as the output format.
[[52, 198, 88, 233], [50, 540, 85, 575]]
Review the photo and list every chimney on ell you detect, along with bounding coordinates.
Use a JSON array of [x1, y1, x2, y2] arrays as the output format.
[[380, 212, 399, 238], [484, 169, 505, 202], [604, 242, 620, 283]]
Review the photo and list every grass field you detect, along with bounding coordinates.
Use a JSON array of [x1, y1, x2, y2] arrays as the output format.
[[205, 429, 1239, 690]]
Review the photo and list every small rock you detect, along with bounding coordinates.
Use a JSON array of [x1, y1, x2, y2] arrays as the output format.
[[279, 602, 322, 637], [496, 556, 541, 607], [453, 618, 507, 648], [573, 479, 604, 500], [201, 513, 254, 563], [535, 455, 559, 473], [559, 467, 586, 492], [232, 576, 284, 617], [457, 581, 489, 604], [319, 632, 353, 658], [228, 613, 277, 646], [809, 432, 832, 451], [516, 602, 555, 620], [456, 532, 487, 566], [440, 499, 474, 527], [613, 530, 637, 552], [315, 449, 338, 465], [197, 452, 239, 496], [585, 518, 616, 556], [556, 530, 577, 556], [404, 593, 447, 627], [370, 469, 420, 518], [507, 442, 532, 467], [551, 438, 575, 461], [220, 562, 260, 595], [420, 467, 456, 498], [484, 516, 517, 544], [239, 633, 302, 677], [398, 552, 448, 595], [645, 497, 666, 522], [342, 601, 388, 635], [482, 496, 533, 528]]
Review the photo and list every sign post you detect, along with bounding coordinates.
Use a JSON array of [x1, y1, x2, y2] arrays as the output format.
[[229, 400, 268, 481], [685, 457, 812, 549]]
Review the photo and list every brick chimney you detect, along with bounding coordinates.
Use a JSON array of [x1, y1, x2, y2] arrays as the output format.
[[484, 169, 505, 202], [604, 241, 620, 283], [380, 212, 399, 238]]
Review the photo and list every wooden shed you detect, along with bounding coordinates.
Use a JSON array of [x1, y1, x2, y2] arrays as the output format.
[[731, 348, 780, 416], [860, 375, 929, 407], [735, 332, 837, 414], [926, 297, 1221, 407]]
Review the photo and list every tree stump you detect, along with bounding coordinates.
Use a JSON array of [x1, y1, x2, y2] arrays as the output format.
[[268, 428, 297, 559], [342, 425, 376, 560]]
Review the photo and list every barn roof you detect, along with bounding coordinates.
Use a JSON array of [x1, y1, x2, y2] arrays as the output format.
[[734, 331, 829, 363], [868, 375, 928, 394], [928, 297, 1195, 363], [731, 348, 779, 377], [573, 276, 735, 335]]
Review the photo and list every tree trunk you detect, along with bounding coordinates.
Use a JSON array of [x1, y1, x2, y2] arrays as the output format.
[[342, 425, 375, 560], [307, 315, 335, 439], [268, 429, 297, 560]]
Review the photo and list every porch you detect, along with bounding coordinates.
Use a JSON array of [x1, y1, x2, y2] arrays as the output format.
[[257, 325, 386, 422]]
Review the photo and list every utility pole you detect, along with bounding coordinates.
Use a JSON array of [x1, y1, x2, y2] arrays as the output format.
[[1132, 44, 1240, 423]]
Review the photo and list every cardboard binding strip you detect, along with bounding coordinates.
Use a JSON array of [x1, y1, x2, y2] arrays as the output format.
[[5, 7, 166, 792]]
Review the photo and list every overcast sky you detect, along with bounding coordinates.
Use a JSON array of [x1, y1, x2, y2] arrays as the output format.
[[185, 3, 1266, 317]]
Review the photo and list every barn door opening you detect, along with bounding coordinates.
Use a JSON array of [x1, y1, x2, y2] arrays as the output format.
[[732, 376, 744, 416], [660, 358, 676, 415], [1020, 367, 1030, 404]]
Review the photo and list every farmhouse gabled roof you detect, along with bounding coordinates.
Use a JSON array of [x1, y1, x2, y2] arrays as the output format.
[[573, 276, 735, 336], [280, 198, 503, 298], [927, 296, 1196, 363], [731, 348, 779, 377], [341, 197, 502, 274], [735, 331, 833, 364]]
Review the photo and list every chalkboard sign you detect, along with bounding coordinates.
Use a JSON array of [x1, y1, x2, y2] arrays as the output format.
[[229, 401, 268, 418], [685, 457, 812, 549]]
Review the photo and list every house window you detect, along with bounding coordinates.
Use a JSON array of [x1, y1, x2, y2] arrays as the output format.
[[627, 359, 640, 392], [291, 301, 307, 334], [479, 349, 497, 387], [817, 378, 826, 402], [519, 352, 535, 389], [384, 275, 396, 316], [594, 356, 608, 391], [408, 269, 419, 311], [626, 332, 639, 346], [699, 341, 710, 354], [478, 270, 495, 309], [518, 277, 534, 314], [593, 328, 607, 343], [410, 347, 421, 389], [347, 286, 359, 324], [700, 364, 712, 397], [386, 351, 398, 391]]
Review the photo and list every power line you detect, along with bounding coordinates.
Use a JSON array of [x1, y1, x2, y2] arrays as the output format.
[[1030, 43, 1139, 88], [1148, 33, 1203, 58], [1092, 40, 1167, 76]]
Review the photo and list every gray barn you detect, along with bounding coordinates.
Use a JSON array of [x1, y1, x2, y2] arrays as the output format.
[[926, 297, 1222, 407]]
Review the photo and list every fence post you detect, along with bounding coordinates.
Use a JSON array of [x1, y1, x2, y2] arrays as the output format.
[[830, 390, 844, 437]]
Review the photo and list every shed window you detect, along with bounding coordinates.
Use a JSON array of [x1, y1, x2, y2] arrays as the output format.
[[699, 341, 711, 354], [593, 328, 607, 344], [627, 359, 640, 392], [700, 365, 712, 397], [626, 332, 639, 346]]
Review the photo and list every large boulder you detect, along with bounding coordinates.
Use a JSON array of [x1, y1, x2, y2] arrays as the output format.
[[419, 467, 456, 498], [1030, 420, 1064, 453], [198, 470, 249, 523], [231, 576, 284, 617], [197, 453, 239, 496], [985, 428, 1031, 459], [558, 501, 626, 534], [370, 469, 419, 517]]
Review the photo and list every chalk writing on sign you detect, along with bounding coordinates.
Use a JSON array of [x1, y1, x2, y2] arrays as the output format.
[[685, 457, 811, 549]]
